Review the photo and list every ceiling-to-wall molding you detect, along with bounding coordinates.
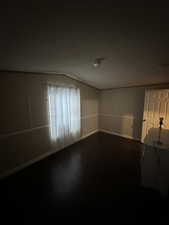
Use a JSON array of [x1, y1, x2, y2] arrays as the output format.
[[101, 82, 169, 91], [1, 70, 169, 91], [0, 70, 100, 91]]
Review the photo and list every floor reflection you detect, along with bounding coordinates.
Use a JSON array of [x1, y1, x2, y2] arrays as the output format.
[[51, 153, 82, 196], [1, 132, 169, 222], [141, 144, 169, 198]]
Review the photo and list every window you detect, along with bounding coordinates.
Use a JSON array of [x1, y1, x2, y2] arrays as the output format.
[[47, 84, 80, 147]]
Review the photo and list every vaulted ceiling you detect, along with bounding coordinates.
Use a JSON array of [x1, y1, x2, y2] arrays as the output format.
[[1, 5, 169, 89]]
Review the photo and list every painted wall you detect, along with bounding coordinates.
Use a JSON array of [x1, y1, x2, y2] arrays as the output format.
[[0, 72, 99, 176], [2, 71, 166, 177], [99, 87, 145, 140]]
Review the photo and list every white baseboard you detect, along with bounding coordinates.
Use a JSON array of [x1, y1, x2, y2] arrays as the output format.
[[0, 129, 140, 179], [0, 151, 54, 180], [99, 129, 140, 142], [80, 129, 99, 140], [0, 129, 99, 180]]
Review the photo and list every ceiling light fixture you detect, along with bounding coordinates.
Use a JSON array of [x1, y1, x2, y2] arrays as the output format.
[[93, 57, 105, 68]]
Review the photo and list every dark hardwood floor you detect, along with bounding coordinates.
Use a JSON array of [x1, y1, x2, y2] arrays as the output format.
[[0, 132, 169, 224]]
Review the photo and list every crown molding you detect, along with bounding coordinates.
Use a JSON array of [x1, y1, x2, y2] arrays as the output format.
[[1, 70, 169, 91], [101, 82, 169, 91], [0, 70, 100, 91]]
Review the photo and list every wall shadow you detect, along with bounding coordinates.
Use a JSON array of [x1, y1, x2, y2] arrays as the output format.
[[143, 127, 169, 147], [141, 127, 169, 200]]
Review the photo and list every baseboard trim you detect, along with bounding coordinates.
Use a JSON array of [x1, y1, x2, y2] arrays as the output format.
[[1, 129, 140, 179], [0, 151, 54, 180], [0, 129, 99, 180], [80, 129, 99, 140], [99, 129, 140, 142]]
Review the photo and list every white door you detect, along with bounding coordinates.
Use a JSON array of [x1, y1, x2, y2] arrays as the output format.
[[141, 89, 169, 146]]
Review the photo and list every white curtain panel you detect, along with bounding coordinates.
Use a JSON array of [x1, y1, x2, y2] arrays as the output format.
[[47, 84, 81, 149]]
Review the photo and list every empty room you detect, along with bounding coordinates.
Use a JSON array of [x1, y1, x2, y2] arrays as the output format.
[[1, 4, 169, 224]]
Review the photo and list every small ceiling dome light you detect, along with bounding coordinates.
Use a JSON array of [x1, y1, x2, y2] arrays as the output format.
[[93, 57, 105, 67]]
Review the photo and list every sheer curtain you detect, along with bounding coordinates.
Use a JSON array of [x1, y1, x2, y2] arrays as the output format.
[[47, 84, 81, 149]]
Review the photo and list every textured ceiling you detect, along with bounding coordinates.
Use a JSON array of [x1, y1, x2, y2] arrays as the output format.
[[0, 5, 169, 89]]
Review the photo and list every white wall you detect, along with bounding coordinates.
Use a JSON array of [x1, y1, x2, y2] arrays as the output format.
[[99, 87, 145, 140], [2, 71, 167, 178], [0, 72, 99, 176]]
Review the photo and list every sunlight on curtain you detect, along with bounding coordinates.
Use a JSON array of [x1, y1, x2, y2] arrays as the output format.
[[47, 84, 81, 148]]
